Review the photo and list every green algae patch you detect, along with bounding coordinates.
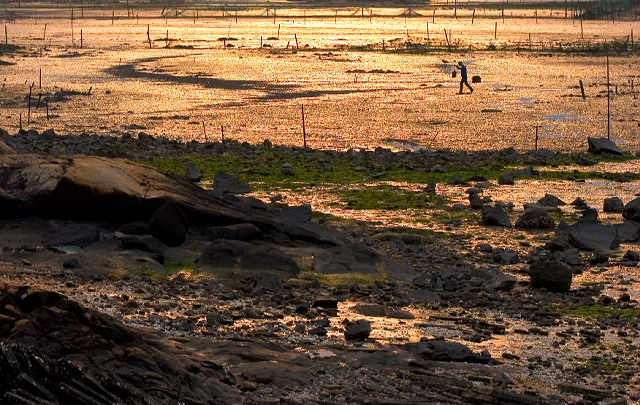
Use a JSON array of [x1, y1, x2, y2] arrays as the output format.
[[546, 304, 640, 320]]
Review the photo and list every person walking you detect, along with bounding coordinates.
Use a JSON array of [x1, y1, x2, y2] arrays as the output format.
[[455, 61, 473, 94]]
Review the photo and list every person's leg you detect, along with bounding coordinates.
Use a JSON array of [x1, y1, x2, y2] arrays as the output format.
[[466, 81, 474, 93], [459, 80, 464, 94]]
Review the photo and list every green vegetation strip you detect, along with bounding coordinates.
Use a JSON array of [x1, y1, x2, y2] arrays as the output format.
[[546, 305, 640, 320]]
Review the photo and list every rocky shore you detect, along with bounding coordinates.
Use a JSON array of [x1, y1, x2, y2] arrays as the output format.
[[0, 128, 639, 405]]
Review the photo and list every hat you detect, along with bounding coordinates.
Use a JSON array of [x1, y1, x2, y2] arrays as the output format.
[[457, 61, 463, 66]]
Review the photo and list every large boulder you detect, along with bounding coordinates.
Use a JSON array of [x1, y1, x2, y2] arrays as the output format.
[[196, 239, 299, 279], [528, 261, 573, 292], [622, 197, 640, 222], [0, 139, 15, 154], [603, 197, 624, 213], [0, 155, 345, 247], [557, 221, 621, 253], [149, 199, 189, 246], [481, 205, 512, 227], [314, 243, 382, 274], [213, 173, 251, 194], [515, 208, 555, 229], [587, 137, 623, 155]]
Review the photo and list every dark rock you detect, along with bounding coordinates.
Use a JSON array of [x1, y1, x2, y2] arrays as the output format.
[[47, 223, 101, 246], [623, 250, 640, 262], [314, 294, 338, 310], [185, 162, 203, 182], [314, 243, 382, 274], [213, 173, 251, 194], [120, 235, 166, 264], [557, 221, 620, 253], [387, 310, 415, 320], [250, 277, 285, 295], [481, 205, 512, 227], [196, 239, 299, 279], [537, 193, 566, 207], [587, 137, 623, 155], [149, 200, 188, 246], [603, 197, 624, 213], [308, 326, 327, 336], [206, 223, 262, 241], [528, 261, 573, 292], [0, 138, 14, 154], [553, 248, 583, 266], [475, 267, 517, 291], [493, 248, 519, 265], [622, 197, 640, 222], [62, 258, 81, 269], [344, 319, 371, 341], [279, 204, 312, 222], [402, 339, 494, 364], [409, 290, 441, 307], [515, 208, 555, 229], [230, 361, 315, 386], [281, 162, 295, 176], [497, 173, 515, 185], [352, 304, 387, 317]]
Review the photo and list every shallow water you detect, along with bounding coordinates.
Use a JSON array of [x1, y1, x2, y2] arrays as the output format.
[[2, 5, 639, 151]]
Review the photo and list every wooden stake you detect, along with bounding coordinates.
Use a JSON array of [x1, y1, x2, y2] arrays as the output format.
[[579, 79, 586, 99], [277, 24, 280, 39], [4, 25, 7, 45], [19, 114, 22, 131], [27, 84, 33, 124], [580, 19, 583, 39], [295, 34, 299, 49], [43, 24, 47, 40], [472, 9, 475, 24], [221, 125, 225, 142], [39, 68, 42, 88], [535, 126, 540, 151], [112, 10, 114, 25], [494, 22, 498, 39], [80, 29, 83, 48], [606, 53, 611, 139], [202, 121, 207, 142], [147, 24, 152, 48], [301, 104, 307, 148]]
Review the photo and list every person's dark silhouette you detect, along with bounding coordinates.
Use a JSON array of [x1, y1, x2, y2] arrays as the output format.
[[456, 61, 473, 94]]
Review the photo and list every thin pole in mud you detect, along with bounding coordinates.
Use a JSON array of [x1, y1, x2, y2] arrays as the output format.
[[335, 10, 337, 24], [39, 68, 42, 89], [301, 104, 307, 148], [454, 0, 457, 18], [202, 121, 207, 142], [432, 9, 435, 23], [46, 103, 49, 120], [166, 30, 169, 47], [221, 125, 225, 142], [472, 9, 475, 24], [295, 34, 299, 49], [43, 24, 47, 40], [274, 9, 276, 24], [147, 24, 152, 48], [112, 10, 114, 25], [19, 114, 22, 132], [580, 19, 583, 39], [277, 24, 280, 39], [444, 29, 451, 50], [27, 83, 33, 124], [426, 22, 429, 40], [535, 126, 540, 151], [579, 79, 586, 99], [4, 25, 7, 45], [535, 10, 538, 24], [80, 29, 83, 48], [606, 53, 611, 139], [235, 10, 238, 24], [494, 22, 497, 39]]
